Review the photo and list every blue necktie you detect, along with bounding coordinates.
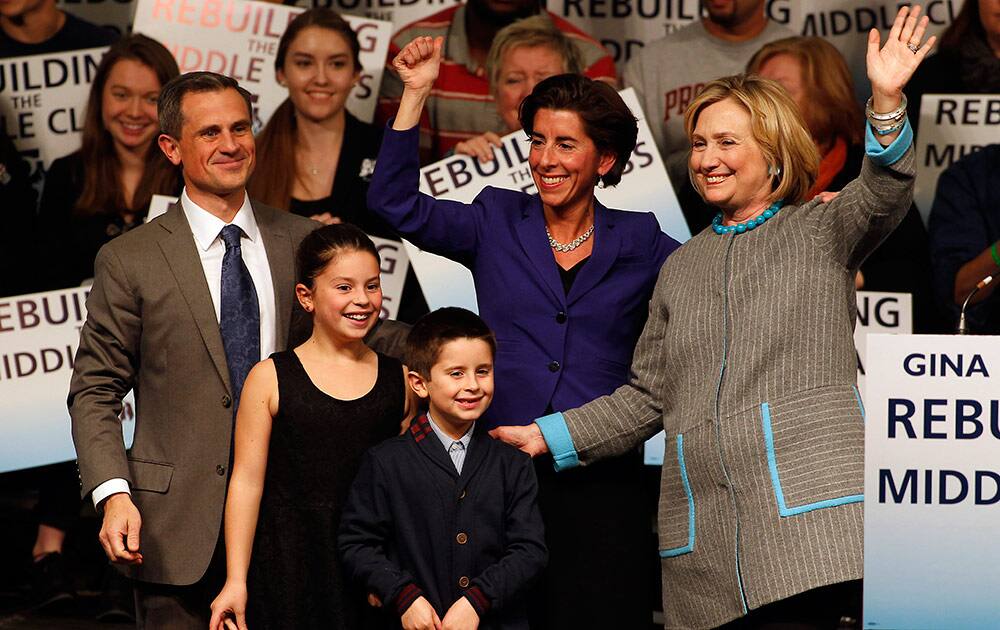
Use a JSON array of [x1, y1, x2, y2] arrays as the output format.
[[219, 225, 260, 406]]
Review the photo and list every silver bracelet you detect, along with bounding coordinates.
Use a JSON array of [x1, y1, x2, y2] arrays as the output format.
[[871, 118, 906, 136], [866, 94, 907, 122]]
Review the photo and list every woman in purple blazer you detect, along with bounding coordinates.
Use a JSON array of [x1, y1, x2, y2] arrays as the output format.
[[368, 36, 680, 629]]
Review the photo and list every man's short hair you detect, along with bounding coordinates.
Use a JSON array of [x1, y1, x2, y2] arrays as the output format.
[[158, 71, 254, 138], [405, 308, 497, 379]]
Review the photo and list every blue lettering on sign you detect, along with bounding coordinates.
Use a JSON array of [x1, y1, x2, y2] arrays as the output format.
[[886, 399, 1000, 439], [879, 469, 1000, 505], [902, 353, 990, 377]]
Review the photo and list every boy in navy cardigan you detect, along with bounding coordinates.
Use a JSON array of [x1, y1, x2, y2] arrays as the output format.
[[339, 308, 546, 630]]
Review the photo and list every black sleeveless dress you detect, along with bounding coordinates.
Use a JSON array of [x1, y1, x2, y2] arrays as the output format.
[[247, 350, 404, 630]]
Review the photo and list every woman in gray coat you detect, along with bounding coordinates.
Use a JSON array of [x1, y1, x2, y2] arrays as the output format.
[[493, 6, 934, 629]]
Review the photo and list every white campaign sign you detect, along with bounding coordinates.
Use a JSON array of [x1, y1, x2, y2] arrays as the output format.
[[0, 287, 135, 474], [645, 290, 913, 466], [410, 87, 690, 313], [0, 47, 107, 176], [914, 94, 1000, 223], [132, 0, 391, 126], [864, 333, 1000, 629], [146, 197, 411, 319], [296, 0, 460, 33], [786, 0, 960, 103]]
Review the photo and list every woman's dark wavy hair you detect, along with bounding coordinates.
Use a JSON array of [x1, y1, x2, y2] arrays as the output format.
[[296, 223, 380, 287], [939, 0, 988, 52], [518, 74, 637, 187], [77, 34, 180, 217]]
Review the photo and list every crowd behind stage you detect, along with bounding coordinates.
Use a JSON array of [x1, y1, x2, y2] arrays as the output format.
[[1, 0, 999, 628]]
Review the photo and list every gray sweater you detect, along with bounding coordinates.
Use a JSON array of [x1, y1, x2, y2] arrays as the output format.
[[546, 138, 915, 628]]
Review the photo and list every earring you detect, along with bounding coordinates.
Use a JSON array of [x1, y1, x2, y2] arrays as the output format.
[[769, 165, 781, 177]]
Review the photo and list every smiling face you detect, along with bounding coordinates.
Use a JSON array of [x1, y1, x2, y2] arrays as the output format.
[[158, 88, 255, 199], [101, 58, 162, 154], [689, 97, 773, 215], [277, 25, 360, 124], [410, 337, 495, 432], [527, 108, 614, 216], [496, 44, 566, 133], [297, 248, 382, 342]]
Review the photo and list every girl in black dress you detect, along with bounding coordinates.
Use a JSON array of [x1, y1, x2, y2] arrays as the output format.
[[210, 224, 419, 630]]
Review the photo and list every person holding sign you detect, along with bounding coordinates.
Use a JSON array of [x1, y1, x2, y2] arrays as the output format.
[[493, 6, 934, 628], [249, 7, 428, 324], [453, 15, 582, 163], [372, 36, 680, 630]]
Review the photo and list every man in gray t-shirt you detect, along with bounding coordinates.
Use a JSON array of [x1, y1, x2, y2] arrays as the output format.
[[624, 0, 793, 188]]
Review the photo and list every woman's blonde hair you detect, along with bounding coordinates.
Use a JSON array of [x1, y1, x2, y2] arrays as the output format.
[[485, 15, 583, 95], [746, 36, 863, 146], [684, 74, 820, 206]]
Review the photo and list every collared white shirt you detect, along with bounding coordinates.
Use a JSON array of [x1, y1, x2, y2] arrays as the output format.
[[92, 189, 276, 508], [427, 412, 474, 475]]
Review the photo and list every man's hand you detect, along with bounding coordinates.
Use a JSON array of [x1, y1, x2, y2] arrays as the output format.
[[402, 596, 442, 630], [442, 596, 480, 630], [99, 493, 143, 564], [489, 423, 549, 457]]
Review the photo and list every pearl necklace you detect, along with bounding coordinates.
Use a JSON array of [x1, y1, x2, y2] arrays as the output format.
[[712, 200, 784, 235], [546, 224, 595, 252]]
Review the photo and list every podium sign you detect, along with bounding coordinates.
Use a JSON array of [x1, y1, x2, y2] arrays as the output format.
[[864, 333, 1000, 628]]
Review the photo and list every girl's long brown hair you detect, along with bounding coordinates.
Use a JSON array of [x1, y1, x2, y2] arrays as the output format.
[[248, 8, 361, 210], [76, 34, 180, 218]]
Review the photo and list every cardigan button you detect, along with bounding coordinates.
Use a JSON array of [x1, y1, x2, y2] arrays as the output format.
[[555, 311, 567, 324], [458, 490, 467, 500], [221, 395, 232, 408], [456, 532, 468, 545], [548, 360, 560, 372], [458, 576, 470, 588]]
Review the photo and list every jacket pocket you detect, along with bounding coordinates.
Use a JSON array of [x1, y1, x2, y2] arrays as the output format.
[[658, 434, 695, 557], [760, 385, 865, 517], [128, 458, 174, 493]]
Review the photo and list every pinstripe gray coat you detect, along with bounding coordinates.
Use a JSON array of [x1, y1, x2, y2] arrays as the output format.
[[556, 146, 915, 628]]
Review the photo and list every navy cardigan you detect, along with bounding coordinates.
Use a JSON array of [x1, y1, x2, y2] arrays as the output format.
[[338, 417, 546, 629], [368, 125, 681, 426]]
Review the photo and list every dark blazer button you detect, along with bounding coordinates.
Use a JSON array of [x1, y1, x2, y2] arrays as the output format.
[[216, 465, 226, 476], [548, 360, 560, 372], [456, 532, 468, 545], [555, 311, 567, 324], [222, 395, 232, 408], [458, 576, 470, 588]]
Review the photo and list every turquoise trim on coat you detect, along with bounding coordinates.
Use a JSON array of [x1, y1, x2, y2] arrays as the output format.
[[852, 385, 866, 422], [536, 412, 580, 471], [761, 403, 864, 517], [865, 119, 912, 166], [659, 434, 695, 558]]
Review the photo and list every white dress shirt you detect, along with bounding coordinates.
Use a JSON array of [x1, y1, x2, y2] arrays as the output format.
[[427, 412, 474, 475], [92, 189, 276, 508]]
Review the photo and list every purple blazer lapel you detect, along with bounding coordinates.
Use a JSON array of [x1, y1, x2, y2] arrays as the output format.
[[567, 202, 622, 306], [514, 201, 565, 307]]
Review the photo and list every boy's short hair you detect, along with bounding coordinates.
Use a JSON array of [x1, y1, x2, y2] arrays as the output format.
[[406, 308, 497, 378]]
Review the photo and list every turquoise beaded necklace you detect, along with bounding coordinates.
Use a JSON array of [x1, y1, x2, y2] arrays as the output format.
[[712, 200, 784, 235]]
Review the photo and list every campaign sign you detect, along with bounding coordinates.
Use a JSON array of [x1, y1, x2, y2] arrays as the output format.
[[409, 87, 690, 313], [644, 291, 913, 466], [914, 94, 1000, 223], [132, 0, 391, 126], [0, 287, 136, 473], [58, 0, 136, 35], [864, 333, 1000, 629], [146, 197, 411, 320], [0, 47, 107, 177], [295, 0, 460, 32], [791, 0, 959, 103]]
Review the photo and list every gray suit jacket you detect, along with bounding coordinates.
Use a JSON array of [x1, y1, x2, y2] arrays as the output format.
[[69, 200, 316, 586], [553, 147, 915, 628]]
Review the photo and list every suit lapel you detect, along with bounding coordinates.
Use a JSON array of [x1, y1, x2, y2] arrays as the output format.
[[253, 203, 295, 351], [409, 415, 460, 479], [567, 201, 622, 306], [514, 201, 565, 308], [156, 203, 231, 393]]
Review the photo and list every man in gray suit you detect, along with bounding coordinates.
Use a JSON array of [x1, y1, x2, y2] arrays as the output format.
[[69, 72, 316, 628]]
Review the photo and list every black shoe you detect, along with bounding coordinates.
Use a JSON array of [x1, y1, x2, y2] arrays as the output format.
[[29, 552, 76, 613], [95, 566, 135, 623]]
